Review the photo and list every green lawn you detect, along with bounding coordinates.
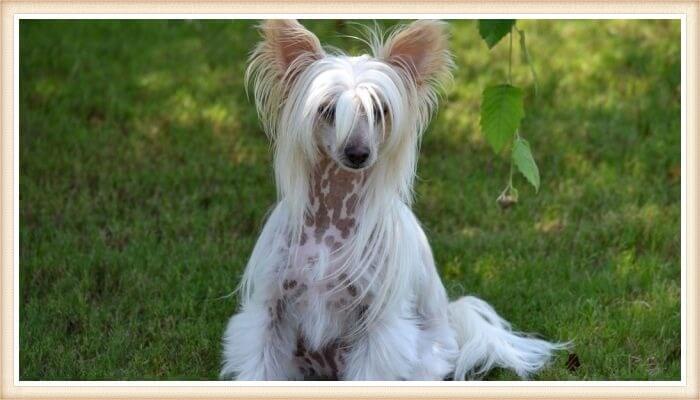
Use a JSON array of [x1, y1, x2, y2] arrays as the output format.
[[19, 19, 681, 380]]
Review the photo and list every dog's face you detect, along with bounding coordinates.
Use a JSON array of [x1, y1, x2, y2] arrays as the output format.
[[247, 20, 452, 172], [312, 54, 395, 171]]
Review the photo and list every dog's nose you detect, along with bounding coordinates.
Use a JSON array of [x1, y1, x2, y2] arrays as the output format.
[[344, 145, 370, 168]]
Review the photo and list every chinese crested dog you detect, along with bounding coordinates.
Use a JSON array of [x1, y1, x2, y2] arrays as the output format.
[[221, 19, 566, 380]]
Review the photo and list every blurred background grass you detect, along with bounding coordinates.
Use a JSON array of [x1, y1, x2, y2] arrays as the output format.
[[19, 19, 681, 380]]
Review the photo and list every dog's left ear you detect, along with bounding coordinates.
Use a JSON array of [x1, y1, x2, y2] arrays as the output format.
[[380, 20, 453, 87]]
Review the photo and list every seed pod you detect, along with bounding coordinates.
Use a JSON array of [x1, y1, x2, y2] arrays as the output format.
[[497, 192, 518, 209]]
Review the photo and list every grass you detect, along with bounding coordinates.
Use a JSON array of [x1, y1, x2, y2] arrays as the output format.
[[19, 19, 681, 380]]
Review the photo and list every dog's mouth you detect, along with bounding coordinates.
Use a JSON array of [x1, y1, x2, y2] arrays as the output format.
[[341, 159, 369, 170], [339, 157, 371, 171]]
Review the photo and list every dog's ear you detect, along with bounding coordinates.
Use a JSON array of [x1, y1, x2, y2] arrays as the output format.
[[380, 20, 453, 87], [259, 19, 324, 78]]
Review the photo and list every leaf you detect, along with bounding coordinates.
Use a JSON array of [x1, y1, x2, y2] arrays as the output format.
[[512, 137, 540, 191], [480, 84, 525, 153], [478, 20, 516, 49]]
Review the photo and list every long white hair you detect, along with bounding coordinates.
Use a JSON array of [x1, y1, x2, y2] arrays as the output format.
[[239, 19, 454, 335]]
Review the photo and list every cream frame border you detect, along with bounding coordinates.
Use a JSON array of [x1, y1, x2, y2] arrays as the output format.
[[1, 2, 696, 399]]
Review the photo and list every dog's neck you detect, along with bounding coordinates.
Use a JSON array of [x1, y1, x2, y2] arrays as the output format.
[[301, 154, 368, 249]]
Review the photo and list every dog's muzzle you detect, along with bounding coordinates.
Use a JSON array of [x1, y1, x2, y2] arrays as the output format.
[[343, 145, 370, 169]]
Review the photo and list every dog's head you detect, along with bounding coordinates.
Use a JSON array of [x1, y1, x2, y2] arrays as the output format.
[[246, 19, 453, 173]]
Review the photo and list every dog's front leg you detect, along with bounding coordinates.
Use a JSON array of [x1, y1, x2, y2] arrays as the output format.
[[342, 310, 421, 380], [221, 300, 299, 380]]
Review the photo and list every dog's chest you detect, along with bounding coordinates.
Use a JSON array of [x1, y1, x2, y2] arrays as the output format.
[[278, 158, 371, 379], [302, 156, 364, 251], [287, 157, 367, 284]]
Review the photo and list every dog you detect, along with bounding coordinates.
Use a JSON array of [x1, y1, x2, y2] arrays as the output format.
[[221, 19, 566, 381]]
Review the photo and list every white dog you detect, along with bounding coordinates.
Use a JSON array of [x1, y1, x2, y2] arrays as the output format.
[[221, 19, 566, 381]]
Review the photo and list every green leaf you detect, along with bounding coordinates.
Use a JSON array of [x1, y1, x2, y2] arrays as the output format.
[[512, 137, 540, 191], [478, 20, 516, 49], [480, 84, 525, 153]]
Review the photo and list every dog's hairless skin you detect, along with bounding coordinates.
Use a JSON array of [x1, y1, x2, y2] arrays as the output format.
[[286, 155, 368, 379], [221, 19, 567, 381]]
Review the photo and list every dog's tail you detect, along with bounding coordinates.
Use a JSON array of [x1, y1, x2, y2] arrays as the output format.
[[447, 296, 570, 380]]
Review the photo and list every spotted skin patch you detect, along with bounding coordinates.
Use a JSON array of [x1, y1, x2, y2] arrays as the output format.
[[305, 156, 365, 247], [294, 336, 348, 380], [272, 154, 374, 379]]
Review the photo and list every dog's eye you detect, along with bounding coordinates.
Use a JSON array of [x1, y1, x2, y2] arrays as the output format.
[[318, 104, 336, 124], [372, 103, 389, 123]]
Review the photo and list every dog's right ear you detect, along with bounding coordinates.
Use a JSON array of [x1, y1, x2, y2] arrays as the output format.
[[246, 20, 324, 136], [258, 19, 324, 78]]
